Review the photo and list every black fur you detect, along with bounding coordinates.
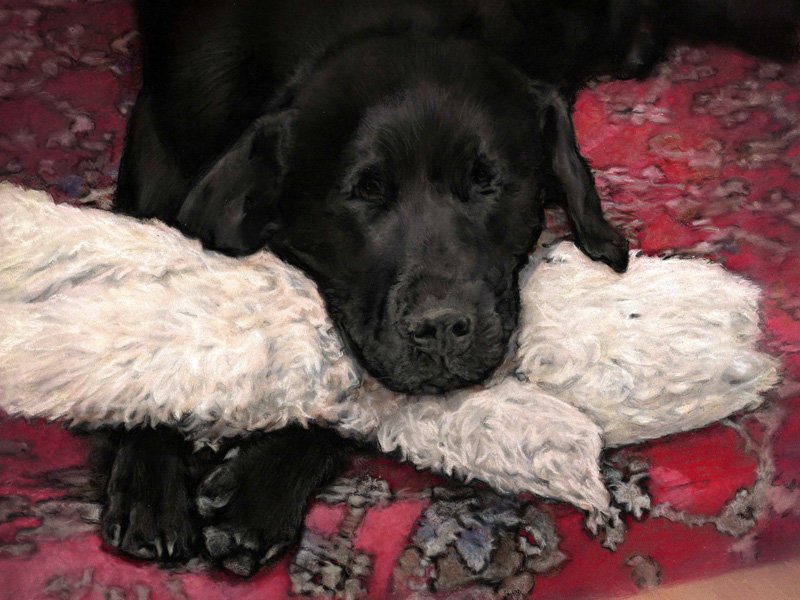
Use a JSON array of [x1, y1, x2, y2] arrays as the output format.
[[101, 0, 800, 575]]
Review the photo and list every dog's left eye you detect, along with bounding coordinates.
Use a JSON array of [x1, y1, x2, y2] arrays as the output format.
[[466, 157, 500, 199], [351, 170, 390, 203], [470, 159, 494, 188]]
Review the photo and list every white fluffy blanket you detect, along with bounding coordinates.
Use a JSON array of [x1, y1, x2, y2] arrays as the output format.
[[0, 183, 779, 543]]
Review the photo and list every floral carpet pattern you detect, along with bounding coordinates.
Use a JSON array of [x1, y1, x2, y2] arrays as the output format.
[[1, 1, 799, 598]]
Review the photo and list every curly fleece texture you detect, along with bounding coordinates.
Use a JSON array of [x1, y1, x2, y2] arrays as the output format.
[[0, 183, 779, 535]]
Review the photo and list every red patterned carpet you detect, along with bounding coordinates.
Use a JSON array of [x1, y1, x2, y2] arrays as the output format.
[[1, 2, 799, 598]]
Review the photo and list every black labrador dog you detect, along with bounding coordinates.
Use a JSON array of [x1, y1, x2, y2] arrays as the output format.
[[103, 0, 799, 575]]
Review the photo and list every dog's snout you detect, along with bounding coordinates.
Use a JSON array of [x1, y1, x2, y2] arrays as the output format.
[[409, 308, 474, 355], [385, 271, 513, 392]]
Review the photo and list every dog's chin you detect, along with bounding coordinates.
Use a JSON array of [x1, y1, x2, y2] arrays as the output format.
[[370, 367, 480, 395], [396, 373, 487, 395], [356, 336, 509, 395]]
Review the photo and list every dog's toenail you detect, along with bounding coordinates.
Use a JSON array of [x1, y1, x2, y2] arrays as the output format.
[[132, 544, 156, 560], [107, 523, 122, 547], [261, 543, 288, 564]]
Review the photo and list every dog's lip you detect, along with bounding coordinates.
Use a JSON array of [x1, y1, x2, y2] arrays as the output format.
[[389, 375, 476, 395], [376, 349, 503, 394]]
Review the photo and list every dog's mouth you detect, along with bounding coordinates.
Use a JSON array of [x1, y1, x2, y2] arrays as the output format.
[[345, 305, 513, 395]]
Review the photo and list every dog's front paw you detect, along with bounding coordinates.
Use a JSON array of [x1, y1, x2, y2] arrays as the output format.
[[101, 433, 197, 562], [196, 448, 303, 577]]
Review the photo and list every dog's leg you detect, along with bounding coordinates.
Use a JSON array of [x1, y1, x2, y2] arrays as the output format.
[[113, 89, 192, 222], [99, 426, 197, 562], [196, 426, 350, 577]]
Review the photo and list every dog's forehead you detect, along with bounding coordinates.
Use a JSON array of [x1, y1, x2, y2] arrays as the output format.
[[349, 86, 497, 166]]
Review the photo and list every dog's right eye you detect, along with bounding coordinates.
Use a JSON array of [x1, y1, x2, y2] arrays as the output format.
[[351, 170, 391, 203]]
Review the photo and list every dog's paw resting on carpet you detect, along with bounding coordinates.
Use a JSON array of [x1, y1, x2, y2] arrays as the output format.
[[196, 427, 348, 576], [0, 184, 780, 561], [100, 427, 198, 562]]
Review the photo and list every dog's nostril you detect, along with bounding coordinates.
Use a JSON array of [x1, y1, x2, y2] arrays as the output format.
[[450, 317, 471, 338], [413, 321, 439, 341]]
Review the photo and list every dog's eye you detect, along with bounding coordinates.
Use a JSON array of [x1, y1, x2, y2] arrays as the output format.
[[352, 170, 389, 203], [469, 158, 496, 191]]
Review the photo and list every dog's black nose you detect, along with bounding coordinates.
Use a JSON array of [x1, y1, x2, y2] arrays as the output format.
[[409, 308, 474, 355]]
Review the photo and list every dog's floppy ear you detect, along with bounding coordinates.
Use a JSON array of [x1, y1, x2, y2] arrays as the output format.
[[530, 83, 629, 272], [177, 111, 293, 255]]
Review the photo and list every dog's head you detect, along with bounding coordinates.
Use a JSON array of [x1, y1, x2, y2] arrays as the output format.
[[178, 36, 625, 394]]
